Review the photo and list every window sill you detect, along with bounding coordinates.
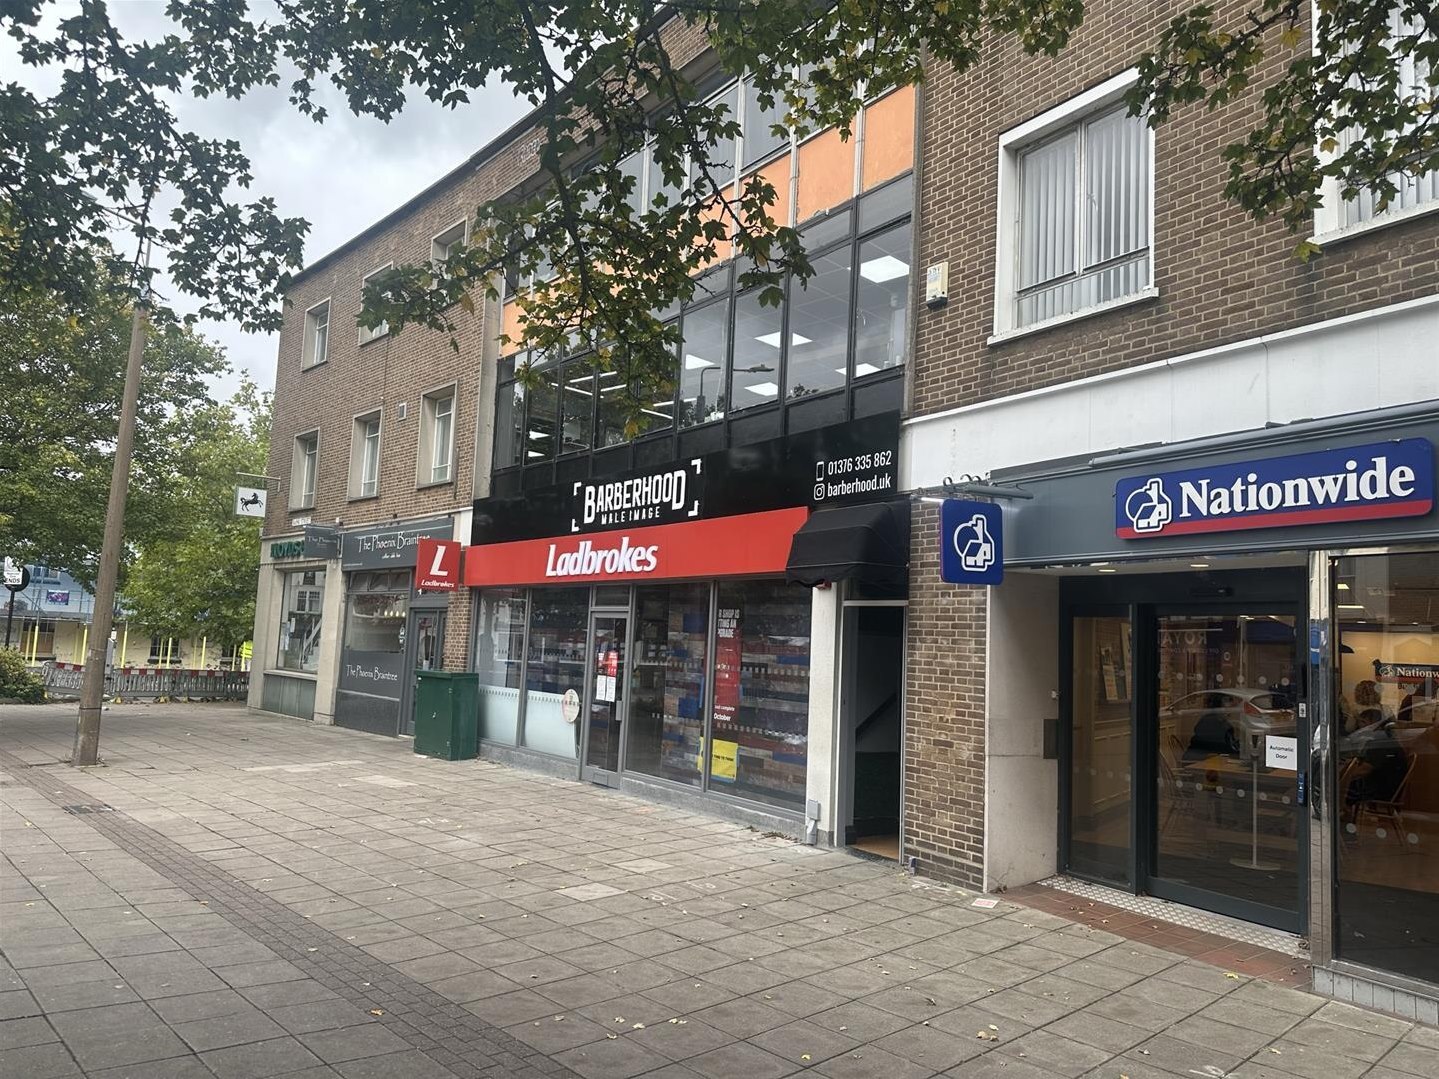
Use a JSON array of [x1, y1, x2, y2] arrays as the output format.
[[265, 669, 318, 681], [358, 331, 389, 347], [347, 492, 379, 504], [288, 504, 316, 514], [987, 286, 1160, 347], [300, 358, 328, 372], [1311, 199, 1439, 250], [416, 477, 454, 491]]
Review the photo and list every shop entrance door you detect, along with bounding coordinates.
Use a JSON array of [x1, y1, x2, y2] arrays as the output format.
[[1146, 606, 1305, 930], [400, 609, 446, 737], [582, 613, 627, 785]]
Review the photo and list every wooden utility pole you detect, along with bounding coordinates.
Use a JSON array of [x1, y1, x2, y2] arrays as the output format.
[[73, 291, 147, 766]]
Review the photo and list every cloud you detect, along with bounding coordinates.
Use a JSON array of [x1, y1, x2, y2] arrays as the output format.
[[7, 0, 531, 398]]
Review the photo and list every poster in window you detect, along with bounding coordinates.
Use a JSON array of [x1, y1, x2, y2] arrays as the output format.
[[713, 607, 741, 724]]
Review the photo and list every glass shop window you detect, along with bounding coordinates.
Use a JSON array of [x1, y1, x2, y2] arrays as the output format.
[[522, 587, 589, 758], [474, 588, 526, 745], [1333, 550, 1439, 985], [276, 570, 326, 673], [627, 584, 710, 788], [711, 580, 811, 810]]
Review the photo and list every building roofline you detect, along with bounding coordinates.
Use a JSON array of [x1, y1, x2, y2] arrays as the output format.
[[287, 96, 548, 290]]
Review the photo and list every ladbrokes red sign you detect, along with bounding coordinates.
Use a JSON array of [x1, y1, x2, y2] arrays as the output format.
[[463, 507, 808, 587], [415, 538, 462, 591]]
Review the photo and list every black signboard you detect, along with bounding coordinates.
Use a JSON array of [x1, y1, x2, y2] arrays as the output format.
[[473, 412, 900, 545], [303, 523, 341, 560], [337, 651, 405, 699], [342, 516, 453, 571]]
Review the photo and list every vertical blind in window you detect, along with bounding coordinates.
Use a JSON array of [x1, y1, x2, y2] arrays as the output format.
[[1340, 10, 1437, 228], [1017, 105, 1149, 327]]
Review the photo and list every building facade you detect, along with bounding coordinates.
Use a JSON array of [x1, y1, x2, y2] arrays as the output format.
[[254, 3, 1439, 1015], [902, 0, 1439, 1019]]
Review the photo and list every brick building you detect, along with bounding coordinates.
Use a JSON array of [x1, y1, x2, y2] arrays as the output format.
[[250, 3, 1439, 1016], [901, 0, 1439, 1019]]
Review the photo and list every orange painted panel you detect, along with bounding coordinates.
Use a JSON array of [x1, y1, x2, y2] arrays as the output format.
[[739, 155, 793, 230], [692, 196, 732, 272], [796, 127, 855, 224], [500, 298, 524, 348], [861, 84, 916, 190]]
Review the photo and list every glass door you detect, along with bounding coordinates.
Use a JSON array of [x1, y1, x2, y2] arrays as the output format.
[[1149, 607, 1304, 929], [583, 613, 627, 783], [401, 609, 445, 736], [1068, 614, 1135, 886]]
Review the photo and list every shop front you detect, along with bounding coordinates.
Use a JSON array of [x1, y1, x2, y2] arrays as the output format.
[[336, 516, 455, 736], [987, 403, 1439, 1012], [465, 413, 910, 844]]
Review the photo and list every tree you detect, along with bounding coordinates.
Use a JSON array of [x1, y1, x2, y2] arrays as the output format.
[[120, 381, 270, 654], [0, 266, 229, 588], [3, 1, 1435, 428]]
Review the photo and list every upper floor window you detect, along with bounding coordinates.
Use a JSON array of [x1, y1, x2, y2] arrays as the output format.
[[1317, 10, 1437, 237], [302, 299, 330, 368], [291, 431, 319, 510], [349, 411, 381, 499], [994, 72, 1153, 337], [431, 221, 467, 267], [419, 388, 455, 486], [358, 265, 391, 344], [494, 174, 912, 472]]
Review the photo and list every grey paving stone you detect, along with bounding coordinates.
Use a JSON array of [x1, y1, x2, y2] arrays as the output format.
[[553, 1034, 673, 1079], [1281, 1016, 1401, 1062], [300, 1023, 414, 1063], [268, 998, 378, 1035], [1165, 1012, 1278, 1057], [48, 1002, 191, 1070], [334, 1048, 459, 1078], [1121, 1032, 1248, 1076], [19, 959, 120, 988], [988, 1029, 1111, 1078], [506, 1013, 614, 1054], [0, 1014, 58, 1049], [237, 979, 341, 1010], [813, 1043, 940, 1079], [150, 989, 255, 1024], [174, 1007, 289, 1051], [809, 1000, 913, 1041], [1378, 1040, 1439, 1078], [200, 1034, 326, 1079], [463, 988, 570, 1026], [692, 996, 793, 1038], [685, 1040, 798, 1079], [1197, 995, 1304, 1036], [624, 1015, 733, 1061], [0, 1042, 82, 1078], [0, 989, 40, 1020]]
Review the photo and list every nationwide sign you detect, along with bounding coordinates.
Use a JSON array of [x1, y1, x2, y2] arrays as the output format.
[[1115, 439, 1434, 539], [463, 507, 809, 587]]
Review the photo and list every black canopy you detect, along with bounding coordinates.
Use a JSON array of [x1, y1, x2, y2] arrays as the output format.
[[785, 499, 911, 591]]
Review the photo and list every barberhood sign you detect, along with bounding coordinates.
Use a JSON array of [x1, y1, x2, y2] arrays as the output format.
[[1116, 439, 1434, 539], [573, 460, 702, 531]]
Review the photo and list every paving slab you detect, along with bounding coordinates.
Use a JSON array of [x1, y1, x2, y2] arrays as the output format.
[[2, 702, 1427, 1079]]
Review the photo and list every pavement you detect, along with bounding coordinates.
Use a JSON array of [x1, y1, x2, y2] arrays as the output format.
[[0, 702, 1435, 1079]]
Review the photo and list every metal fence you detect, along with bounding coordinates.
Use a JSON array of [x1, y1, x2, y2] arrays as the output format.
[[40, 663, 249, 701]]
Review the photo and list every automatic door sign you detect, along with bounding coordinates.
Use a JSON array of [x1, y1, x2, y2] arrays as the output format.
[[939, 499, 1003, 586]]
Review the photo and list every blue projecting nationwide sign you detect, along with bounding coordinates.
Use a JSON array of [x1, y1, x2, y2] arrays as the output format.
[[940, 499, 1003, 585], [1116, 438, 1434, 540]]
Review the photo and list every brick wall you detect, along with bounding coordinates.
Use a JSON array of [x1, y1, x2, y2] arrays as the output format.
[[903, 0, 1438, 889], [911, 0, 1439, 417], [903, 503, 988, 887]]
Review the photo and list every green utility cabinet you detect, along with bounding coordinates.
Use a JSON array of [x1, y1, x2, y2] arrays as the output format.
[[413, 670, 479, 761]]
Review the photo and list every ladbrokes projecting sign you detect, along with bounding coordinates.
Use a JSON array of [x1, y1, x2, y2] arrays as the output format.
[[1115, 439, 1434, 539]]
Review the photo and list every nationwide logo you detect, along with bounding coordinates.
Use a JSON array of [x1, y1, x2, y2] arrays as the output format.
[[545, 535, 660, 578], [1115, 438, 1434, 539]]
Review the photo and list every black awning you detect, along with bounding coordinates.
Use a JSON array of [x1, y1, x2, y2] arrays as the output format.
[[785, 499, 911, 590]]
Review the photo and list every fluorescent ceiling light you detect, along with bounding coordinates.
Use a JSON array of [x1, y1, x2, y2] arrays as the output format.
[[859, 255, 909, 282], [597, 369, 620, 380], [526, 450, 544, 458], [1337, 582, 1351, 591], [599, 383, 625, 394], [1189, 563, 1209, 569], [1338, 603, 1366, 610], [684, 353, 715, 370], [754, 332, 812, 348], [527, 430, 549, 439], [854, 362, 880, 376], [744, 381, 780, 397], [641, 409, 670, 420], [563, 385, 593, 395], [652, 400, 674, 408]]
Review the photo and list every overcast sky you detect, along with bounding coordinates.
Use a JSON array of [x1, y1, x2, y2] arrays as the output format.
[[11, 1, 532, 398]]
